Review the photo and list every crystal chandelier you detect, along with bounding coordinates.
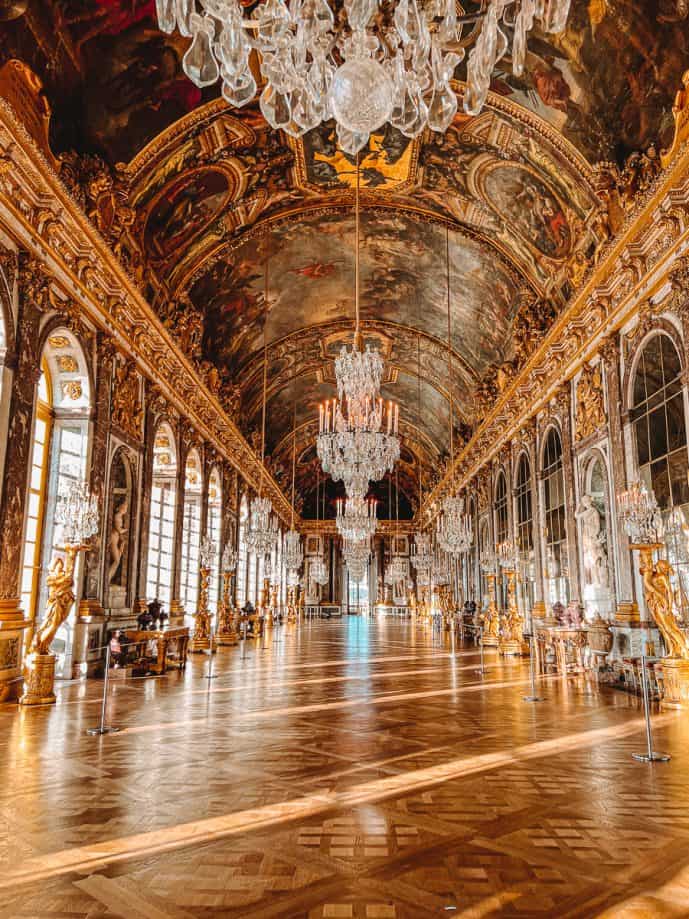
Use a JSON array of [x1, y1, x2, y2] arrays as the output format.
[[497, 538, 517, 569], [310, 554, 329, 585], [618, 481, 664, 545], [55, 479, 99, 546], [317, 158, 399, 495], [247, 495, 279, 556], [222, 541, 238, 573], [411, 531, 432, 572], [284, 528, 304, 570], [436, 495, 472, 556], [199, 533, 216, 569], [343, 537, 370, 582], [336, 495, 377, 542], [385, 553, 408, 585], [157, 0, 571, 155], [480, 549, 497, 576], [431, 544, 450, 586]]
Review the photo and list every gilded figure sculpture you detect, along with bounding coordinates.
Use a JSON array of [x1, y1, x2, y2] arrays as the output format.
[[30, 548, 78, 655], [638, 549, 689, 660]]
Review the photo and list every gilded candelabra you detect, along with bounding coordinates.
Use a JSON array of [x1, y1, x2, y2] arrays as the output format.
[[21, 481, 99, 707], [190, 535, 214, 653], [497, 541, 527, 655], [619, 482, 689, 706], [479, 554, 500, 648], [216, 567, 238, 646]]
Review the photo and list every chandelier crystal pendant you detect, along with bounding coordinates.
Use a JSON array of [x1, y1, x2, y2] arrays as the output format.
[[221, 541, 238, 573], [431, 545, 450, 587], [158, 0, 571, 155], [336, 495, 377, 542]]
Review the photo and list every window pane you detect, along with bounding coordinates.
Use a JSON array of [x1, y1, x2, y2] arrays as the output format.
[[661, 335, 681, 382], [669, 449, 689, 507], [635, 416, 650, 467], [648, 405, 668, 461], [643, 335, 663, 397], [666, 394, 687, 452], [651, 457, 671, 510]]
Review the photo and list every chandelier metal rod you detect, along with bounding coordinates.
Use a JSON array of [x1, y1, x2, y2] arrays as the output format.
[[446, 223, 454, 488], [417, 331, 422, 510], [290, 371, 297, 530], [259, 228, 269, 498], [354, 152, 361, 346]]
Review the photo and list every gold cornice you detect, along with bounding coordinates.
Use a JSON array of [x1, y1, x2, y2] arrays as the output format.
[[302, 519, 415, 536], [419, 128, 689, 524], [0, 99, 295, 528]]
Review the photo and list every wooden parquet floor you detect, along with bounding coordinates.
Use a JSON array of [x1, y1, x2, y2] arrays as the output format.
[[2, 617, 689, 918]]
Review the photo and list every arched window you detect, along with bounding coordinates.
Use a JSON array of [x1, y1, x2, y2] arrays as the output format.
[[515, 455, 533, 554], [145, 422, 177, 608], [206, 467, 222, 615], [515, 453, 535, 613], [237, 495, 249, 607], [180, 449, 202, 615], [479, 517, 490, 603], [542, 427, 568, 604], [494, 472, 508, 545], [631, 334, 688, 511], [20, 330, 91, 666]]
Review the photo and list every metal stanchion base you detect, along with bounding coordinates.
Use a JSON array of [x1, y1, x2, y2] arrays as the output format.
[[523, 695, 544, 702], [87, 726, 121, 735], [633, 751, 671, 763]]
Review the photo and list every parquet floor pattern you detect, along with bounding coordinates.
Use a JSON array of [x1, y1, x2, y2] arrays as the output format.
[[1, 617, 689, 918]]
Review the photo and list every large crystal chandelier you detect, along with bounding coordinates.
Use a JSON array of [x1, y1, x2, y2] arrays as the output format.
[[618, 481, 664, 545], [436, 495, 472, 556], [431, 544, 450, 586], [310, 554, 329, 585], [336, 496, 377, 542], [343, 537, 370, 582], [284, 528, 304, 570], [247, 495, 279, 555], [317, 158, 400, 495], [157, 0, 571, 155], [55, 479, 99, 546], [411, 532, 432, 573], [385, 553, 408, 585]]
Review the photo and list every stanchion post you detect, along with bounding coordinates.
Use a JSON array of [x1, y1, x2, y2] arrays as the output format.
[[205, 628, 217, 682], [633, 646, 670, 763], [87, 643, 121, 736], [475, 626, 485, 675], [523, 632, 544, 702]]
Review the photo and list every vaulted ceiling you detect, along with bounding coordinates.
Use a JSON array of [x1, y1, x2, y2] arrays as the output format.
[[3, 0, 688, 517]]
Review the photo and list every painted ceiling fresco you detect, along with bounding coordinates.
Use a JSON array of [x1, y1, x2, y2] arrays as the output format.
[[3, 0, 688, 516], [194, 210, 519, 385]]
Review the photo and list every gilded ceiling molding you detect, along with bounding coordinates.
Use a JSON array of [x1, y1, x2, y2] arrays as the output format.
[[304, 519, 415, 537], [0, 98, 294, 527], [420, 100, 689, 525]]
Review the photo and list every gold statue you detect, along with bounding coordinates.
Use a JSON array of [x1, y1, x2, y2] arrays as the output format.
[[30, 548, 77, 655], [190, 565, 211, 651], [639, 550, 689, 659]]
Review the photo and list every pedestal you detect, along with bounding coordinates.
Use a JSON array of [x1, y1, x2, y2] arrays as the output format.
[[481, 632, 499, 648], [168, 600, 185, 627], [0, 599, 29, 702], [216, 627, 238, 646], [616, 600, 640, 624], [499, 638, 528, 655], [662, 658, 689, 708], [19, 652, 57, 706]]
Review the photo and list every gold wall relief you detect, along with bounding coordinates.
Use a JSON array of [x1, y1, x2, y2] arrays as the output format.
[[111, 358, 144, 441], [60, 380, 82, 401], [574, 363, 606, 443]]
